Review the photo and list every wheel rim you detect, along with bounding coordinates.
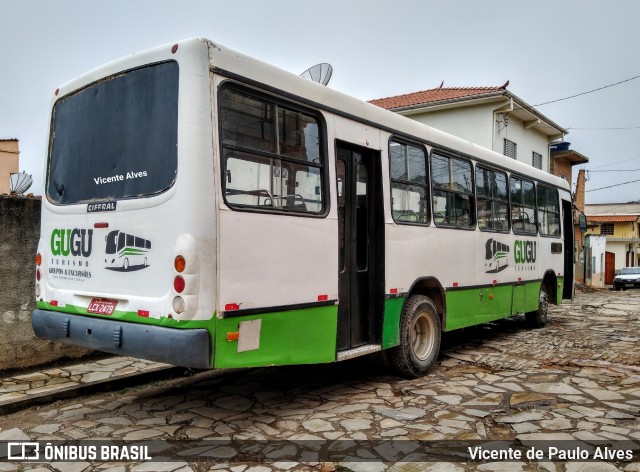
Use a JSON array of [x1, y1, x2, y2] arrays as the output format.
[[410, 312, 436, 361]]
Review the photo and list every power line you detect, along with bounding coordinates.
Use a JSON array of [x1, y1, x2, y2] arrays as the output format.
[[589, 169, 640, 172], [586, 178, 640, 192], [590, 156, 640, 169], [568, 126, 640, 130], [534, 74, 640, 107]]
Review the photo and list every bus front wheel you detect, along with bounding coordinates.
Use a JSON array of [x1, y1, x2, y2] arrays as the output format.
[[388, 295, 441, 378], [526, 285, 549, 328]]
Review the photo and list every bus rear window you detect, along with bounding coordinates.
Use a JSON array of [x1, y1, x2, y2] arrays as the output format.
[[47, 61, 179, 205]]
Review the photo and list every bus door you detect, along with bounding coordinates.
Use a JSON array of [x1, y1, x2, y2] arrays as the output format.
[[336, 141, 384, 351], [562, 199, 575, 299]]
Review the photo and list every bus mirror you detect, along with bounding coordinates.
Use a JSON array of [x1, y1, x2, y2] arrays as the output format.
[[315, 186, 320, 195]]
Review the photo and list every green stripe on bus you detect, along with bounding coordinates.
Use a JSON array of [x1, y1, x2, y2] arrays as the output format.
[[213, 305, 338, 368], [445, 281, 548, 331], [382, 297, 405, 349]]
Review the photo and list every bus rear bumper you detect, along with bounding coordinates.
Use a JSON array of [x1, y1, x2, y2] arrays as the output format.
[[32, 309, 211, 370]]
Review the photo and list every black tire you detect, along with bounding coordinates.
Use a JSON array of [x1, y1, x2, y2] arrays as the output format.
[[387, 295, 441, 378], [526, 284, 549, 328]]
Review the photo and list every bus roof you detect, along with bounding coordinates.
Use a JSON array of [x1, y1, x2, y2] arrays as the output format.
[[205, 39, 569, 191], [53, 38, 570, 192]]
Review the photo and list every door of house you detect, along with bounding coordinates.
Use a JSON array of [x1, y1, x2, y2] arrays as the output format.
[[605, 252, 615, 285]]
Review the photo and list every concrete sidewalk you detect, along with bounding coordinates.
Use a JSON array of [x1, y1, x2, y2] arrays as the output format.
[[0, 356, 182, 415]]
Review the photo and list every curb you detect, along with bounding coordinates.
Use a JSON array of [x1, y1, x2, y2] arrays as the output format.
[[0, 365, 185, 416]]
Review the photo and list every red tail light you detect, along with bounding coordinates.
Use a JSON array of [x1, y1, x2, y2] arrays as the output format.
[[174, 276, 185, 293]]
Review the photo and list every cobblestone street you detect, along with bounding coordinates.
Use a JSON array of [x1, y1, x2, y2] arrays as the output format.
[[0, 289, 638, 471]]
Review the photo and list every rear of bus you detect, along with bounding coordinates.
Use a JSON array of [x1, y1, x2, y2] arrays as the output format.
[[32, 39, 217, 369]]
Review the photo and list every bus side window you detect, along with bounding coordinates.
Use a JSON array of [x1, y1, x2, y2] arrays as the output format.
[[476, 166, 509, 232], [537, 185, 561, 237], [510, 176, 537, 235], [431, 152, 474, 228], [220, 86, 325, 215], [389, 139, 430, 225]]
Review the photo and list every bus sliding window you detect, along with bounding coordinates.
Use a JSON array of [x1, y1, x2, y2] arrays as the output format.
[[220, 86, 325, 215], [431, 153, 474, 228]]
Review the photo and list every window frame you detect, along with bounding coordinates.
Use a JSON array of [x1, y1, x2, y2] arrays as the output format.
[[532, 151, 543, 170], [536, 184, 561, 238], [600, 222, 614, 236], [430, 150, 476, 230], [218, 82, 329, 217], [503, 138, 517, 159], [510, 175, 538, 236], [476, 165, 510, 234], [388, 137, 431, 226]]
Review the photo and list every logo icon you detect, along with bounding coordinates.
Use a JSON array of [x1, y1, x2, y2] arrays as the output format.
[[8, 442, 39, 460], [104, 230, 151, 272], [485, 238, 509, 273]]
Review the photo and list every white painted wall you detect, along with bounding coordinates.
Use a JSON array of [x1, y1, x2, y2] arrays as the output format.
[[494, 113, 550, 171], [400, 104, 551, 171], [404, 102, 495, 150], [586, 234, 607, 287]]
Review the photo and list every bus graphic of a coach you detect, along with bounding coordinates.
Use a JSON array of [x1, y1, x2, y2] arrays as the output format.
[[105, 230, 151, 272], [485, 238, 510, 273]]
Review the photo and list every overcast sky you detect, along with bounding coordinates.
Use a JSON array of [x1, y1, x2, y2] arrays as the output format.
[[2, 0, 639, 204]]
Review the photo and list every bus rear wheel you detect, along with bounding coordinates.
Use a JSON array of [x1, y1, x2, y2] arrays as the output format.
[[526, 285, 549, 328], [388, 295, 441, 378]]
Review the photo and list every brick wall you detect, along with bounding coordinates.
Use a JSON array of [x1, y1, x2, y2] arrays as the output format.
[[0, 195, 90, 372]]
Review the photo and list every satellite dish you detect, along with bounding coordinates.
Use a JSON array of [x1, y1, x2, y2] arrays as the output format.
[[10, 171, 33, 195], [300, 63, 333, 86]]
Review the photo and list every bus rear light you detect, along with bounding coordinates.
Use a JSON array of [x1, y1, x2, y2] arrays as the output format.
[[174, 255, 186, 273], [318, 294, 328, 302], [94, 222, 109, 228], [173, 296, 185, 314], [55, 88, 59, 96], [173, 276, 185, 293], [225, 303, 240, 311], [35, 285, 41, 298], [36, 269, 41, 282], [389, 288, 398, 294], [226, 331, 239, 341], [50, 300, 59, 307], [452, 282, 459, 288], [171, 44, 179, 54], [137, 310, 149, 318], [36, 253, 42, 266]]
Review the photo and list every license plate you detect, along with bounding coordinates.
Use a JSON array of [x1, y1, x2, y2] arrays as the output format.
[[87, 298, 118, 315]]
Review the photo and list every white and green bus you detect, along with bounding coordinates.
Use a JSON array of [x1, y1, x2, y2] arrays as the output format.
[[33, 38, 574, 377]]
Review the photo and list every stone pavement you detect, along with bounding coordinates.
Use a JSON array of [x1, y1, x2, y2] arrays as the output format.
[[0, 357, 178, 414], [0, 289, 638, 471]]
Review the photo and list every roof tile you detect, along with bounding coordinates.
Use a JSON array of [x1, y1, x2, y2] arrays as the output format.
[[587, 215, 638, 223], [369, 86, 507, 110]]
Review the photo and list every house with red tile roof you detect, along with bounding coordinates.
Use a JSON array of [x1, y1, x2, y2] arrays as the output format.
[[584, 202, 640, 277], [369, 83, 571, 174]]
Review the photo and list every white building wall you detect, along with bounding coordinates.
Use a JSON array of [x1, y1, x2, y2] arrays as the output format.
[[586, 234, 607, 287], [608, 241, 630, 272], [493, 113, 550, 171], [401, 105, 551, 171], [404, 103, 495, 150]]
